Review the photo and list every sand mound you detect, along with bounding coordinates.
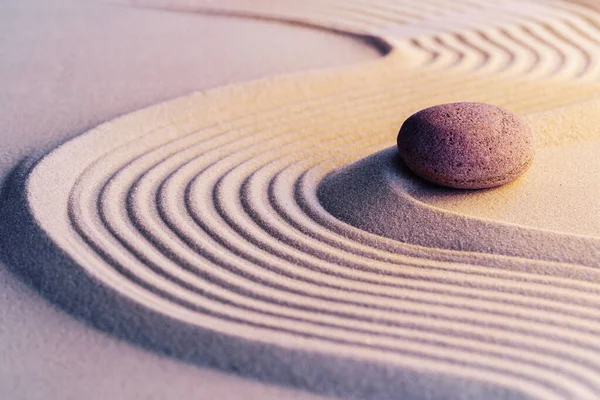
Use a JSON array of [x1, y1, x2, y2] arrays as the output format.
[[2, 0, 600, 399]]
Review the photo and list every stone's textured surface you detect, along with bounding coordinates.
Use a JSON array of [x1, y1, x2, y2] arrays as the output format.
[[397, 102, 535, 189]]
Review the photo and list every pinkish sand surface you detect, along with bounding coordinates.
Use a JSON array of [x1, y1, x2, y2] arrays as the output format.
[[1, 0, 599, 399], [0, 1, 377, 399]]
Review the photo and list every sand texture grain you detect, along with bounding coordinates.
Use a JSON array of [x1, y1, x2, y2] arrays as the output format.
[[1, 0, 600, 399]]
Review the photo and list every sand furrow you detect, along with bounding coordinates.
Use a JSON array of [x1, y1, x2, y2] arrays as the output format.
[[2, 0, 599, 398], [73, 129, 600, 398]]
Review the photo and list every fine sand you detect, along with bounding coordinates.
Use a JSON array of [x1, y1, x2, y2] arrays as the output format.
[[1, 0, 600, 399], [0, 1, 376, 399]]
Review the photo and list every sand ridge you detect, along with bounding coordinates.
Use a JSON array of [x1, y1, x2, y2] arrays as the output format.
[[1, 0, 600, 399]]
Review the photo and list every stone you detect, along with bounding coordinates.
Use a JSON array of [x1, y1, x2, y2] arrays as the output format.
[[397, 102, 535, 189]]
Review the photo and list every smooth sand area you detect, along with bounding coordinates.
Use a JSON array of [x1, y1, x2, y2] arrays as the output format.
[[408, 141, 600, 237], [404, 101, 600, 238], [2, 0, 600, 399]]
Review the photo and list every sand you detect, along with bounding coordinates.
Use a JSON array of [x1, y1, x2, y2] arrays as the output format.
[[0, 1, 375, 399], [1, 0, 599, 399]]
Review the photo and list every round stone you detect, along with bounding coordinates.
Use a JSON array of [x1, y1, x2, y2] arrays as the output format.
[[397, 102, 535, 189]]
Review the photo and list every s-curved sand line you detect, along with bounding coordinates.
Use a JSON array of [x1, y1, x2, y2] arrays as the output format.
[[1, 0, 600, 399]]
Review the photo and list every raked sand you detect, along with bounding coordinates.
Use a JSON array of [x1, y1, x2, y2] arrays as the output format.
[[1, 0, 600, 399]]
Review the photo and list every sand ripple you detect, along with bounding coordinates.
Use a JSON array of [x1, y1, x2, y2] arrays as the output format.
[[2, 0, 600, 399]]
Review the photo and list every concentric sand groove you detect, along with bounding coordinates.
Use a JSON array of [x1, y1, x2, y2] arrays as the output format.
[[1, 0, 599, 399]]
